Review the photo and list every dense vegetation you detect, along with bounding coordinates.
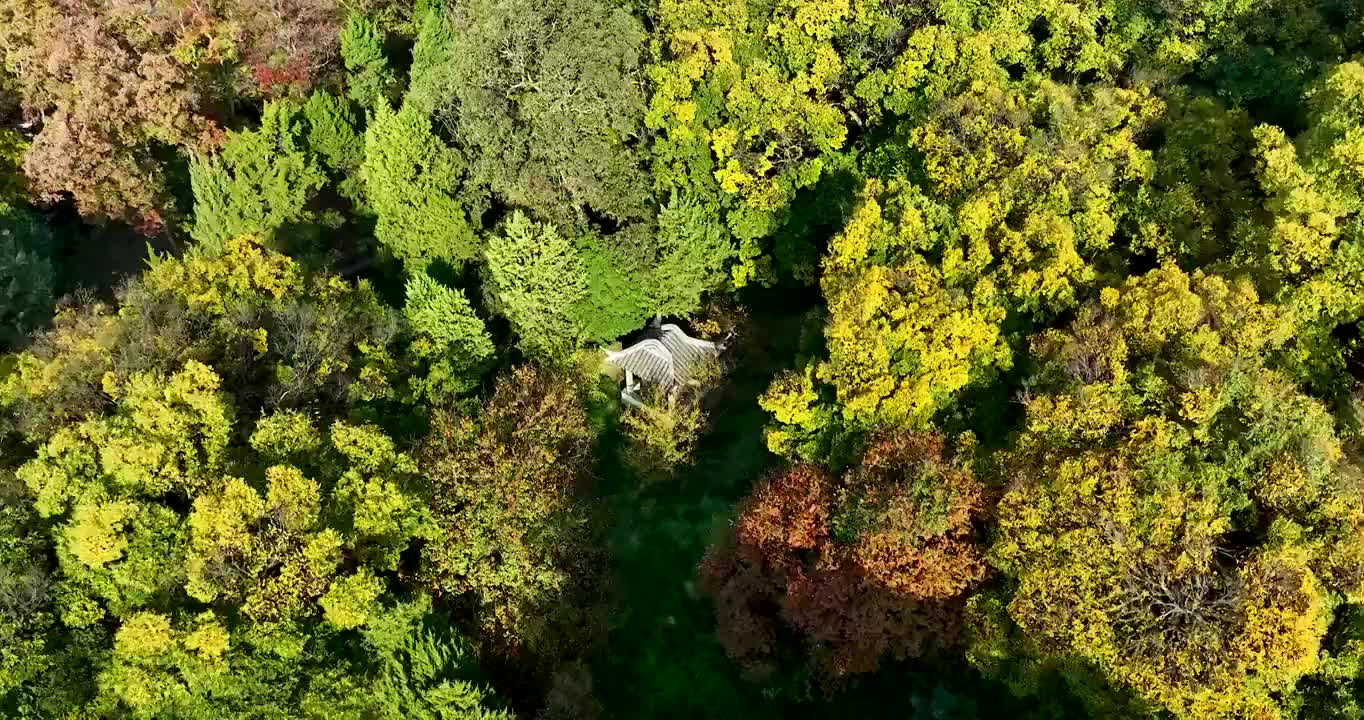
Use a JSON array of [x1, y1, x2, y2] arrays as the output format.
[[0, 0, 1362, 718]]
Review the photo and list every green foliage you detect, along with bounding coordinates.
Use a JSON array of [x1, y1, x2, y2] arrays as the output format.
[[618, 357, 723, 480], [321, 571, 387, 629], [301, 91, 367, 207], [404, 5, 459, 118], [0, 203, 54, 349], [410, 0, 651, 224], [341, 12, 399, 110], [403, 271, 494, 398], [571, 234, 656, 342], [0, 473, 59, 705], [567, 197, 735, 343], [189, 102, 327, 251], [484, 212, 588, 360], [363, 596, 516, 719], [651, 194, 735, 316], [363, 103, 479, 268], [1, 234, 402, 447], [0, 130, 27, 205]]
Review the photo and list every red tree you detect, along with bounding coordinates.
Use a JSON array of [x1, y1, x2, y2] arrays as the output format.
[[698, 433, 987, 681]]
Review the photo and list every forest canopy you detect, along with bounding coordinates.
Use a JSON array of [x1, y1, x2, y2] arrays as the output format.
[[0, 0, 1363, 718]]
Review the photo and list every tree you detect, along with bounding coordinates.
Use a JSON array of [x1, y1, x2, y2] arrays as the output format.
[[761, 179, 1012, 457], [403, 270, 495, 399], [1, 234, 401, 445], [565, 194, 735, 343], [646, 0, 883, 285], [904, 78, 1159, 313], [0, 0, 233, 229], [361, 596, 516, 719], [226, 0, 344, 97], [618, 355, 723, 481], [362, 102, 478, 268], [0, 129, 26, 206], [0, 238, 504, 718], [92, 596, 514, 720], [0, 471, 62, 711], [0, 202, 54, 349], [988, 265, 1362, 719], [650, 194, 736, 317], [340, 12, 399, 110], [483, 212, 588, 360], [189, 101, 327, 250], [700, 432, 986, 681], [409, 0, 650, 225], [300, 90, 367, 207], [1248, 62, 1364, 309], [419, 365, 598, 658]]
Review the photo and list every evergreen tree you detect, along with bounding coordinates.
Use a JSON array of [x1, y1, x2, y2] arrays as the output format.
[[483, 212, 588, 360], [189, 102, 327, 251], [362, 103, 478, 268]]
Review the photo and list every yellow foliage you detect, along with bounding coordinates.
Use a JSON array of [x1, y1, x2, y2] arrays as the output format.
[[113, 612, 175, 659], [64, 501, 136, 568], [143, 235, 300, 316]]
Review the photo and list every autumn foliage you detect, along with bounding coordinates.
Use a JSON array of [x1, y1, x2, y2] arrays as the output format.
[[699, 433, 986, 680]]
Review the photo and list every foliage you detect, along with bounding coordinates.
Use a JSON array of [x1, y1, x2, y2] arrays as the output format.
[[419, 365, 598, 658], [5, 1, 1364, 718], [403, 270, 494, 399], [300, 91, 368, 207], [411, 0, 650, 225], [483, 212, 589, 360], [189, 101, 327, 250], [989, 265, 1362, 719], [363, 102, 479, 268], [645, 0, 892, 285], [341, 12, 399, 110], [618, 357, 723, 480], [1, 235, 400, 444], [363, 596, 516, 719], [0, 0, 235, 228], [0, 203, 54, 349], [700, 432, 985, 681], [776, 180, 1014, 442], [0, 130, 26, 205]]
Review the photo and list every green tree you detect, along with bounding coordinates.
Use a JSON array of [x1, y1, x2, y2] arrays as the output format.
[[340, 12, 399, 110], [0, 203, 54, 349], [483, 212, 588, 360], [409, 0, 650, 225], [189, 102, 327, 251], [403, 271, 494, 399], [0, 129, 26, 205], [2, 234, 401, 450], [300, 91, 368, 208], [362, 103, 479, 268]]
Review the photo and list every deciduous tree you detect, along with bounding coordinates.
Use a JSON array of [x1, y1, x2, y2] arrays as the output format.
[[410, 0, 650, 225], [420, 365, 598, 658], [700, 432, 985, 681], [990, 265, 1363, 719]]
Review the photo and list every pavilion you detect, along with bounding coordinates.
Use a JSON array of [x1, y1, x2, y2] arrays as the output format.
[[603, 318, 723, 408]]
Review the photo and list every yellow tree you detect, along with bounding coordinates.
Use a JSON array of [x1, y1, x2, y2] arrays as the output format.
[[989, 265, 1364, 719]]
